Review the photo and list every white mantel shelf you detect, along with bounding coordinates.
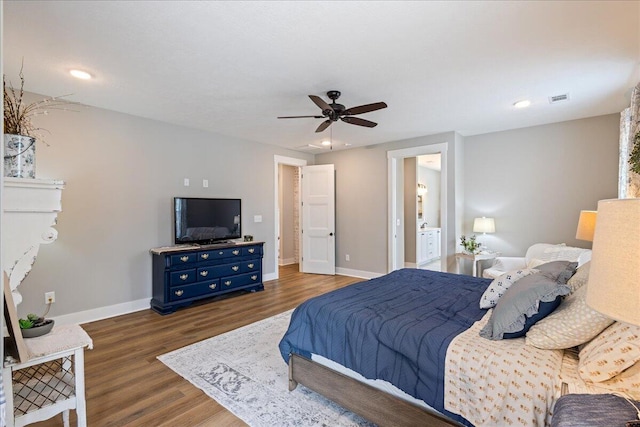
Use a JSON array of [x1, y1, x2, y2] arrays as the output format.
[[3, 177, 65, 305]]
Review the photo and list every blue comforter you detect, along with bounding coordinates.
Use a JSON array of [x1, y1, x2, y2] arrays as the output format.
[[278, 268, 490, 423]]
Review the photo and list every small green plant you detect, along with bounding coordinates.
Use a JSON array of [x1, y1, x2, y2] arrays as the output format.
[[460, 235, 481, 254], [19, 313, 45, 329]]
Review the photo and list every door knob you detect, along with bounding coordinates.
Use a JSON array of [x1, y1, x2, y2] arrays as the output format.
[[329, 232, 334, 236]]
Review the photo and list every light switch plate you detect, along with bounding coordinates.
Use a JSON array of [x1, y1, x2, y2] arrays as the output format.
[[254, 215, 262, 223]]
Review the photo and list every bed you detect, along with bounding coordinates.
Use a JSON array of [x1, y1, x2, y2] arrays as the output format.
[[278, 266, 638, 427]]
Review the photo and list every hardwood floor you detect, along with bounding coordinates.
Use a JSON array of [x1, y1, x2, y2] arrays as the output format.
[[30, 265, 363, 427]]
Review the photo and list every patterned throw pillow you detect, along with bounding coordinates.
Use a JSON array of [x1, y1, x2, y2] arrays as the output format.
[[578, 322, 640, 382], [566, 261, 590, 294], [479, 268, 538, 309], [525, 284, 613, 349]]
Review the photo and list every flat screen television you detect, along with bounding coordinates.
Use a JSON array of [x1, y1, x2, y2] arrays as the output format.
[[174, 197, 241, 245]]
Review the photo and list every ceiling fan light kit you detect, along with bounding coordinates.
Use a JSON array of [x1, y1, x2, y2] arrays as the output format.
[[278, 90, 387, 133]]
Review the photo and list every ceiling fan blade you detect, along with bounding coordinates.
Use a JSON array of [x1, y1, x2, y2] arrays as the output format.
[[309, 95, 333, 112], [344, 102, 388, 115], [315, 119, 332, 133], [341, 116, 377, 128], [277, 115, 325, 119]]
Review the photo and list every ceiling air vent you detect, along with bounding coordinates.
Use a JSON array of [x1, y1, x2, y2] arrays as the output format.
[[549, 93, 570, 104]]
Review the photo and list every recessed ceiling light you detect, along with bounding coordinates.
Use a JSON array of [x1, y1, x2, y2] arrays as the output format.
[[70, 69, 92, 80], [321, 140, 332, 146], [513, 100, 531, 109]]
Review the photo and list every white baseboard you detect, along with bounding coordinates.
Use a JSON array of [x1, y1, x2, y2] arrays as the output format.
[[53, 269, 374, 326], [278, 258, 297, 266], [51, 298, 150, 326], [336, 267, 383, 280], [404, 262, 417, 268]]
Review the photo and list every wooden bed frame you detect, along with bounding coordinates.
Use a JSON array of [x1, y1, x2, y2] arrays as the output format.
[[288, 353, 459, 427]]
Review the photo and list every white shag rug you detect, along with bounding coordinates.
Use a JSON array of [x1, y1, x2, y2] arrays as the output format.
[[157, 310, 373, 427]]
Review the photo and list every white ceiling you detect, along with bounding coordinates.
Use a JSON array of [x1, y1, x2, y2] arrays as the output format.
[[3, 1, 638, 152]]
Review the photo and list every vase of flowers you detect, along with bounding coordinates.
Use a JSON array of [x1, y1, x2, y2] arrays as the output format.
[[3, 63, 76, 178], [460, 235, 481, 254]]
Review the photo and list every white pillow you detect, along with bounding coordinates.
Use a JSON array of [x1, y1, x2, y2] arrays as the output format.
[[479, 268, 538, 309], [579, 322, 640, 382], [525, 284, 613, 349], [539, 246, 588, 264]]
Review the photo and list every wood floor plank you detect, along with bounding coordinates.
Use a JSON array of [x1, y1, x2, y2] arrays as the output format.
[[25, 265, 362, 426]]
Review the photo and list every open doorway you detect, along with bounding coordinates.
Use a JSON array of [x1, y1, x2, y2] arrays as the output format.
[[403, 154, 442, 271], [273, 155, 307, 280], [387, 143, 448, 273]]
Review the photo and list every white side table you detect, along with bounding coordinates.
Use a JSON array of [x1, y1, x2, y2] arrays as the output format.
[[455, 252, 498, 277], [2, 324, 92, 427]]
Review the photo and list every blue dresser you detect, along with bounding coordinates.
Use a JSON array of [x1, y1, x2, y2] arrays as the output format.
[[150, 242, 264, 314]]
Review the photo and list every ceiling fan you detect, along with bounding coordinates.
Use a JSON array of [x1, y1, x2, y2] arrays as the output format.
[[278, 90, 387, 133]]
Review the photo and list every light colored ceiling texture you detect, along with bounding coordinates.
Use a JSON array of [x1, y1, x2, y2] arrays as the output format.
[[2, 1, 638, 152]]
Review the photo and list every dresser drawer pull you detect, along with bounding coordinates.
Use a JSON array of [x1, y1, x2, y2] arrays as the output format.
[[174, 290, 184, 297], [200, 271, 209, 277], [232, 250, 240, 255], [251, 275, 258, 281], [180, 256, 189, 262], [219, 251, 224, 255], [248, 263, 254, 269], [201, 253, 209, 260], [209, 283, 217, 290], [248, 248, 255, 253], [179, 274, 189, 281], [224, 280, 232, 286], [232, 266, 239, 271]]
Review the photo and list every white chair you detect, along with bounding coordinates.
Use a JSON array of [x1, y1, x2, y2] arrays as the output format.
[[482, 243, 591, 279]]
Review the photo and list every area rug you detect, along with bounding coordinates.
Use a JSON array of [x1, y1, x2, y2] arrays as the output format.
[[157, 310, 373, 427]]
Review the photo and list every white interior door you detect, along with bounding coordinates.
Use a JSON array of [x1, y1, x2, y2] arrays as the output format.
[[301, 164, 335, 275]]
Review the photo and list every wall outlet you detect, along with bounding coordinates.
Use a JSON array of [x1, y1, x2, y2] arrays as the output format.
[[45, 291, 55, 304], [202, 179, 209, 188], [183, 178, 190, 187], [345, 254, 350, 261]]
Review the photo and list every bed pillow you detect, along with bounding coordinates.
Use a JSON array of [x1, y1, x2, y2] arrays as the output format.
[[578, 322, 640, 382], [566, 261, 590, 294], [479, 268, 538, 309], [479, 261, 576, 340], [525, 284, 614, 349]]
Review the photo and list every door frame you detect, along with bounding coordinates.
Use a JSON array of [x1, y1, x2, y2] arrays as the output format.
[[273, 155, 308, 280], [387, 143, 448, 273]]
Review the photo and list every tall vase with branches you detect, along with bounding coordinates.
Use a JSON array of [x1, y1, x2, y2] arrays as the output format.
[[3, 63, 77, 178]]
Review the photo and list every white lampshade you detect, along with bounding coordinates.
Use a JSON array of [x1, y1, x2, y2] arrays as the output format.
[[575, 210, 597, 242], [586, 198, 640, 326], [473, 217, 495, 234]]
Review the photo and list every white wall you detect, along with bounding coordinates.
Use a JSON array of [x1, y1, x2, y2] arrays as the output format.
[[463, 114, 620, 256], [13, 92, 313, 319]]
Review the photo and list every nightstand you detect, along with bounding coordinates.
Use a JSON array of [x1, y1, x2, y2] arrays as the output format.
[[455, 252, 498, 277]]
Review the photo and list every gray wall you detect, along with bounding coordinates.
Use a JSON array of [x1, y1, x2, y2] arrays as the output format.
[[15, 92, 313, 318], [403, 158, 417, 263], [463, 114, 620, 257]]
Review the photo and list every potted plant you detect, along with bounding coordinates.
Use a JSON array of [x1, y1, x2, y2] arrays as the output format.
[[19, 313, 54, 338], [460, 235, 481, 254], [3, 63, 76, 178]]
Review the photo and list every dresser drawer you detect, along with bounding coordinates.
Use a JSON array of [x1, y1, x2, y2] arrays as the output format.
[[169, 252, 197, 266], [199, 260, 260, 278], [220, 272, 261, 291], [199, 247, 243, 261], [169, 279, 220, 301], [242, 245, 262, 256], [169, 269, 196, 286]]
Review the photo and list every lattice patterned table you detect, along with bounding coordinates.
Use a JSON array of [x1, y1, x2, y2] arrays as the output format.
[[2, 324, 92, 427]]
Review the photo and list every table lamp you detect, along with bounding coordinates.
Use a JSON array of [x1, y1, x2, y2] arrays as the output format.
[[473, 217, 495, 251], [575, 210, 597, 242], [586, 198, 640, 326]]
